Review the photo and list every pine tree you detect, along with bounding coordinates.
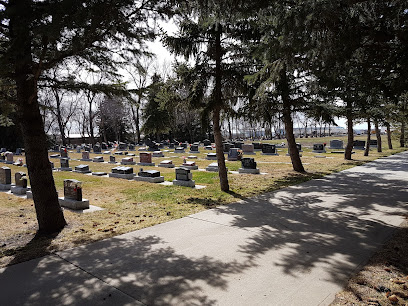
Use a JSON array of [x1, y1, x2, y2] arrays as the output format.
[[1, 0, 173, 233]]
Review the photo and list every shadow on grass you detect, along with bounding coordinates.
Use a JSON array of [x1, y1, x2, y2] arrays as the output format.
[[6, 231, 60, 267]]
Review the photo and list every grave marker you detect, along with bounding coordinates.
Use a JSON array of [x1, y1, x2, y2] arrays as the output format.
[[0, 166, 11, 190], [173, 167, 195, 187], [58, 179, 90, 210]]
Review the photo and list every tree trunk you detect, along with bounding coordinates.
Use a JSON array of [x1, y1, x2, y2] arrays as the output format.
[[213, 23, 229, 192], [53, 89, 67, 146], [364, 117, 371, 156], [279, 64, 304, 172], [345, 100, 354, 160], [400, 122, 405, 147], [228, 117, 232, 140], [10, 0, 66, 233], [88, 100, 95, 145], [385, 122, 393, 149], [374, 120, 382, 152]]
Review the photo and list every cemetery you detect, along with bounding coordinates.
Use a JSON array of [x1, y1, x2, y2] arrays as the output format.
[[1, 136, 407, 306]]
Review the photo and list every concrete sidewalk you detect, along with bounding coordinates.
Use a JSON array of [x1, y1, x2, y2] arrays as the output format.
[[1, 152, 407, 306]]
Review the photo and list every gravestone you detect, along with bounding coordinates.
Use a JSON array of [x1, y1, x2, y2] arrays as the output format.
[[15, 148, 22, 155], [158, 143, 164, 149], [174, 147, 185, 153], [233, 142, 243, 149], [118, 142, 127, 150], [0, 166, 11, 190], [93, 145, 101, 153], [158, 160, 175, 168], [5, 152, 14, 164], [109, 156, 116, 164], [84, 146, 91, 152], [168, 143, 175, 149], [239, 157, 260, 174], [148, 143, 159, 151], [134, 168, 164, 183], [152, 151, 164, 157], [81, 151, 92, 161], [101, 143, 108, 150], [223, 143, 232, 153], [50, 161, 54, 169], [242, 144, 255, 155], [121, 157, 136, 165], [0, 148, 6, 153], [93, 156, 104, 163], [369, 139, 378, 147], [182, 160, 198, 170], [0, 153, 5, 162], [353, 140, 365, 150], [329, 139, 344, 149], [173, 167, 195, 187], [11, 172, 29, 195], [60, 148, 68, 158], [206, 153, 217, 160], [59, 158, 72, 171], [74, 164, 91, 174], [261, 144, 278, 155], [190, 145, 200, 153], [203, 139, 211, 146], [252, 142, 262, 151], [129, 144, 135, 150], [228, 148, 242, 161], [115, 151, 124, 155], [181, 143, 188, 149], [138, 152, 155, 166], [58, 179, 89, 210], [204, 145, 213, 150], [50, 154, 60, 159], [109, 166, 135, 180], [76, 147, 81, 153], [312, 143, 326, 153], [205, 163, 228, 172]]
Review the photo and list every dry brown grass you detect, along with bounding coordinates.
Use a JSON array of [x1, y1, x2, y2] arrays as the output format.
[[331, 219, 408, 306], [0, 136, 406, 269]]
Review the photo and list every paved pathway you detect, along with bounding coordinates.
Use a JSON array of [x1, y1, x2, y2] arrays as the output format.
[[1, 152, 408, 306]]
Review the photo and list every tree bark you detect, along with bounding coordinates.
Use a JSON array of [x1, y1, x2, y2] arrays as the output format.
[[10, 0, 66, 233], [279, 64, 304, 172], [364, 117, 371, 156], [385, 122, 393, 149], [400, 122, 405, 147], [345, 100, 354, 160], [213, 22, 229, 192], [374, 120, 382, 152], [53, 89, 67, 146]]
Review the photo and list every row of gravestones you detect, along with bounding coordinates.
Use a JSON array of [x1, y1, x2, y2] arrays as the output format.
[[0, 165, 88, 210], [0, 167, 29, 195]]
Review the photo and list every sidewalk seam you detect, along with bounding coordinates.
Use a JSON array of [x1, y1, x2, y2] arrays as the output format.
[[54, 253, 147, 305]]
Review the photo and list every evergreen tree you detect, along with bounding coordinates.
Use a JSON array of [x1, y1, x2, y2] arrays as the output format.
[[0, 0, 173, 233]]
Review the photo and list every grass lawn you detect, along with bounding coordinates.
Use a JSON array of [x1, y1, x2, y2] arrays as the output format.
[[0, 135, 406, 268]]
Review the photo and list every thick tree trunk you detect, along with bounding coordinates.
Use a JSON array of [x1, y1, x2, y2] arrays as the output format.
[[10, 0, 66, 233], [374, 120, 382, 152], [400, 122, 405, 147], [364, 117, 371, 156], [279, 64, 304, 172], [345, 100, 354, 160], [385, 122, 393, 149], [213, 23, 229, 192]]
